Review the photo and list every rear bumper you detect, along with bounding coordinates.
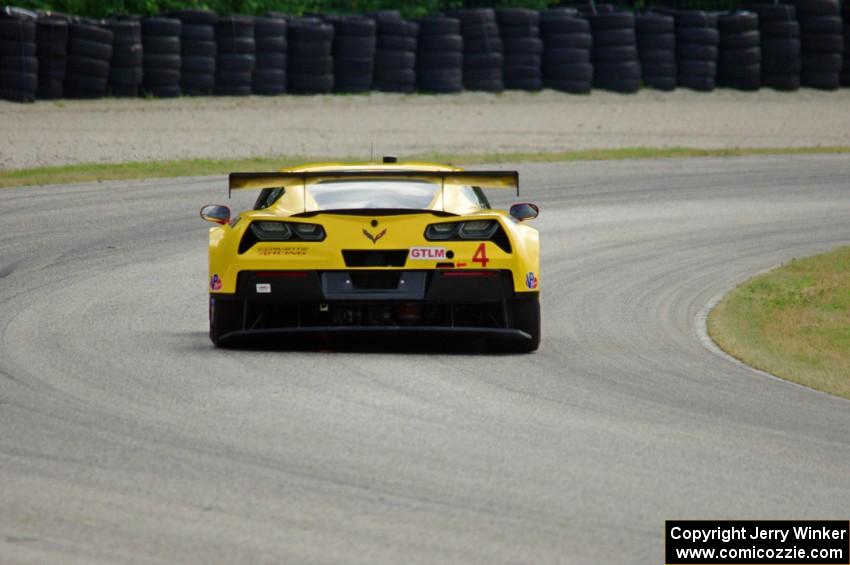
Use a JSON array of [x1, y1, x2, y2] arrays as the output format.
[[232, 269, 519, 303], [218, 325, 531, 345]]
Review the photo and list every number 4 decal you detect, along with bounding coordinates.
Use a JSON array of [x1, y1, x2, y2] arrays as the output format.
[[472, 243, 489, 268]]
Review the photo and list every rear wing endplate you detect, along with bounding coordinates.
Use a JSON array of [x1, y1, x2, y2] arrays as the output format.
[[228, 170, 519, 198]]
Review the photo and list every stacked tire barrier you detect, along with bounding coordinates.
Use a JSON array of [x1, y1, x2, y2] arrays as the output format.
[[842, 1, 850, 86], [171, 10, 217, 96], [636, 12, 677, 91], [252, 16, 287, 95], [541, 8, 593, 94], [35, 17, 66, 99], [589, 10, 640, 93], [104, 19, 142, 97], [288, 17, 334, 93], [0, 16, 36, 102], [371, 13, 417, 93], [675, 11, 719, 91], [142, 17, 180, 97], [795, 0, 844, 90], [497, 9, 544, 91], [215, 16, 254, 96], [451, 8, 503, 92], [717, 11, 761, 90], [416, 16, 463, 93], [65, 21, 112, 99], [331, 16, 376, 93], [748, 4, 800, 90]]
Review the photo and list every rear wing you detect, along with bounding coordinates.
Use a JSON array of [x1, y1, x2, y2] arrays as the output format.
[[228, 170, 520, 197]]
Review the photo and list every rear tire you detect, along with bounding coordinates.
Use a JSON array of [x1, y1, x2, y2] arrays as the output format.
[[209, 296, 242, 346], [497, 295, 541, 353]]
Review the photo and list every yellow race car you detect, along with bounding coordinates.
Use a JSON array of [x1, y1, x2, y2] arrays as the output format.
[[200, 158, 540, 351]]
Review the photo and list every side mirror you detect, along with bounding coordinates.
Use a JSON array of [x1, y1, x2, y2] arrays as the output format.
[[200, 204, 231, 225], [509, 202, 539, 222]]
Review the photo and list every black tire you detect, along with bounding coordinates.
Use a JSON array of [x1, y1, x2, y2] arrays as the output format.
[[256, 52, 286, 68], [799, 15, 842, 34], [678, 59, 716, 75], [639, 48, 676, 63], [215, 70, 251, 86], [143, 68, 179, 86], [168, 9, 218, 26], [801, 33, 843, 52], [254, 17, 287, 37], [109, 84, 139, 97], [216, 36, 255, 54], [0, 19, 36, 42], [0, 55, 37, 73], [377, 35, 416, 51], [644, 74, 677, 90], [641, 61, 676, 76], [674, 11, 717, 29], [464, 51, 503, 67], [497, 295, 540, 353], [215, 16, 254, 38], [719, 47, 760, 65], [418, 35, 462, 52], [460, 21, 501, 40], [594, 45, 638, 62], [256, 36, 287, 52], [636, 14, 674, 34], [334, 17, 376, 37], [593, 28, 636, 47], [214, 84, 253, 95], [64, 73, 108, 95], [375, 49, 415, 68], [762, 74, 800, 90], [288, 72, 334, 93], [541, 17, 590, 34], [289, 55, 332, 74], [464, 37, 504, 52], [677, 27, 719, 45], [543, 33, 592, 50], [181, 24, 215, 42], [375, 19, 418, 37], [761, 21, 800, 38], [142, 17, 181, 37], [112, 43, 142, 67], [595, 60, 641, 79], [495, 8, 540, 26], [67, 37, 112, 60], [677, 73, 715, 90], [0, 40, 35, 57], [719, 30, 760, 49], [374, 67, 415, 83], [418, 17, 461, 36], [182, 55, 215, 73], [588, 12, 635, 30], [802, 52, 842, 71], [503, 37, 543, 54], [543, 61, 593, 80], [143, 36, 180, 55], [499, 25, 541, 40], [335, 57, 374, 76], [181, 72, 215, 90], [718, 12, 759, 33], [103, 20, 141, 45], [793, 0, 840, 17], [67, 54, 109, 77], [182, 40, 216, 57], [0, 69, 36, 90], [333, 35, 376, 57], [637, 33, 675, 50], [545, 48, 591, 64], [545, 77, 592, 93], [289, 40, 331, 57], [108, 66, 143, 85], [762, 38, 801, 57], [69, 23, 113, 46], [218, 53, 255, 72], [718, 62, 760, 78], [144, 53, 181, 71]]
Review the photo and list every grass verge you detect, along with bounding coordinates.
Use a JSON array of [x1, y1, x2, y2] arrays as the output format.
[[708, 246, 850, 400], [2, 145, 850, 189]]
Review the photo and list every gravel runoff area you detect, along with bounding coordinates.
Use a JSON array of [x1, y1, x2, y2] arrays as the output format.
[[3, 89, 850, 170]]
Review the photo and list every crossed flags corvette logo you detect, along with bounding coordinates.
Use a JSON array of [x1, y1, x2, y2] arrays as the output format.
[[362, 228, 387, 244]]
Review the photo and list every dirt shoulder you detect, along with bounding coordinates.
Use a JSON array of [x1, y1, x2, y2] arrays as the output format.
[[3, 89, 850, 170]]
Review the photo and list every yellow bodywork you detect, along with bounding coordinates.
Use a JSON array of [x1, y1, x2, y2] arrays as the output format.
[[208, 162, 539, 295]]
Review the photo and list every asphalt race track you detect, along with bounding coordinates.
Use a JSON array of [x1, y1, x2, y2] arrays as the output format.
[[1, 156, 848, 564]]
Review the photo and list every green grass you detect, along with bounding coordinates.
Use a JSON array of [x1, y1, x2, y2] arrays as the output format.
[[708, 246, 850, 400], [3, 145, 850, 189]]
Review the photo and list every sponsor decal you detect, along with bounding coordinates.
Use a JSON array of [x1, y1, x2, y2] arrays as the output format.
[[255, 283, 271, 294], [210, 274, 222, 291], [409, 247, 447, 260], [257, 246, 307, 256], [362, 228, 387, 244], [525, 271, 538, 290]]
